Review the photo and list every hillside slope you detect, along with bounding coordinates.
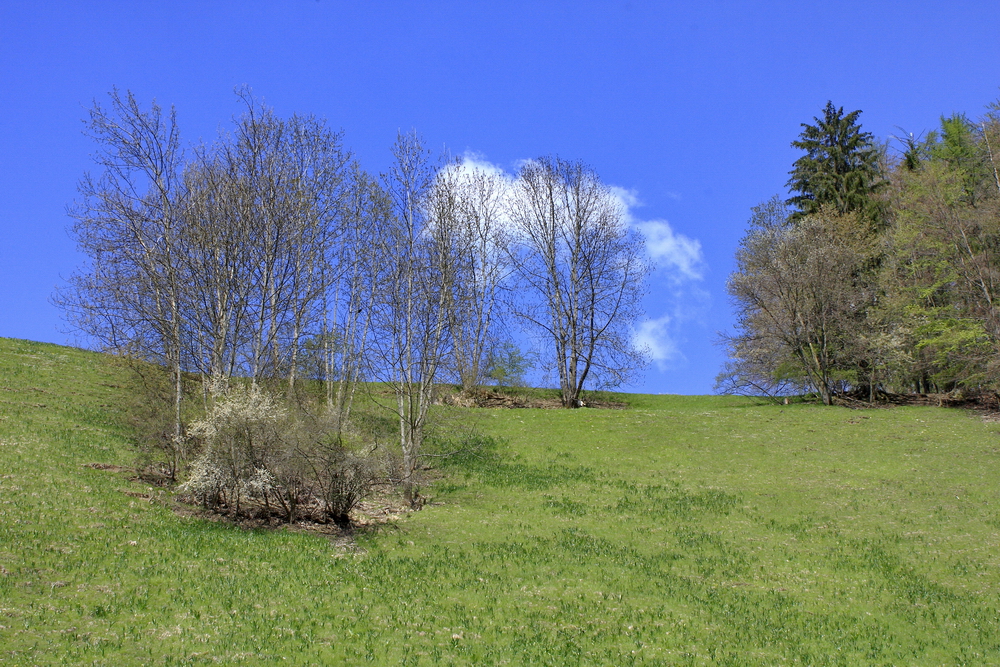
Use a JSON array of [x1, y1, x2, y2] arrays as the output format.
[[3, 338, 1000, 664]]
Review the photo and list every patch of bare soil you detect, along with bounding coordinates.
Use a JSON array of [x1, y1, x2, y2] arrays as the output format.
[[88, 459, 423, 546], [85, 461, 175, 488], [171, 483, 416, 545], [131, 466, 175, 488], [84, 462, 130, 472], [438, 388, 628, 410], [832, 391, 1000, 416]]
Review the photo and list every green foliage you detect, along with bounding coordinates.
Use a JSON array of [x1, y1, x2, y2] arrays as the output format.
[[927, 113, 997, 207], [787, 101, 885, 224], [485, 341, 532, 388], [911, 314, 993, 387], [884, 117, 1000, 390]]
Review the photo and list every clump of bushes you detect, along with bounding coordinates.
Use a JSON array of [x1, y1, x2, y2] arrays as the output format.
[[179, 383, 381, 527]]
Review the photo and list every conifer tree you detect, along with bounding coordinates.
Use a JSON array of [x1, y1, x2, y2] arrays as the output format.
[[786, 101, 884, 223]]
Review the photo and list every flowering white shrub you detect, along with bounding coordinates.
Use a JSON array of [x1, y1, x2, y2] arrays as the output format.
[[178, 457, 230, 507], [186, 384, 286, 444], [242, 466, 277, 499], [183, 384, 286, 512], [180, 383, 380, 524]]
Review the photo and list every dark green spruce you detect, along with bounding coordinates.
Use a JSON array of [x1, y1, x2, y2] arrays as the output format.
[[786, 101, 885, 223]]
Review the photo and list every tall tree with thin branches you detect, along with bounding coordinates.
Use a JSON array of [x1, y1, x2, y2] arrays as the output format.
[[509, 157, 648, 407], [370, 131, 450, 505], [60, 89, 188, 472]]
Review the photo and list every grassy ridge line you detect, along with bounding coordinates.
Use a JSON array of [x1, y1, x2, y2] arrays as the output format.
[[2, 338, 1000, 664]]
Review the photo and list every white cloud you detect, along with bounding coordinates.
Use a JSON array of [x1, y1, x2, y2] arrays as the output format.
[[633, 314, 683, 370], [608, 186, 705, 282], [440, 167, 705, 284], [633, 220, 704, 281], [611, 185, 706, 373], [428, 153, 519, 238], [609, 186, 641, 209], [452, 152, 512, 180]]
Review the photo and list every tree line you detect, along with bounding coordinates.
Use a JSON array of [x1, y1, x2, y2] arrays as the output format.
[[58, 88, 648, 512], [720, 97, 1000, 404]]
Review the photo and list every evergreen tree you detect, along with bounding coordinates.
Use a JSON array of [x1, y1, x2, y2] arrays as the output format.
[[927, 114, 991, 204], [786, 101, 885, 223]]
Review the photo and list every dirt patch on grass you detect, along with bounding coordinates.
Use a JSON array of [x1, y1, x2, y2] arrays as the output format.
[[87, 459, 420, 544], [84, 462, 130, 472], [85, 461, 177, 490], [832, 391, 1000, 412], [171, 483, 415, 544], [438, 388, 628, 410]]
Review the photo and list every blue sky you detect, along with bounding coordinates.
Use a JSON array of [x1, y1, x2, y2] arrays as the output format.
[[1, 1, 999, 394]]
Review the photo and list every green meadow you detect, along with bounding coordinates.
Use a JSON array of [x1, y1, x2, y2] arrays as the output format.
[[3, 337, 1000, 665]]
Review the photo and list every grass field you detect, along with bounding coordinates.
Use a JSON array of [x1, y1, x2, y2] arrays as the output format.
[[3, 337, 1000, 664]]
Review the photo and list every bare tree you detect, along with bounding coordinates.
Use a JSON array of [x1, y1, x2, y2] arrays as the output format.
[[370, 131, 450, 505], [219, 92, 349, 386], [726, 198, 872, 405], [430, 160, 513, 391], [508, 156, 648, 407], [177, 156, 252, 385], [61, 89, 354, 471], [59, 89, 188, 471], [180, 90, 349, 389], [320, 163, 391, 425]]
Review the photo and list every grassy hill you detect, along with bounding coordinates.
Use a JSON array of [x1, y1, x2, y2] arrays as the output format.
[[3, 337, 1000, 664]]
